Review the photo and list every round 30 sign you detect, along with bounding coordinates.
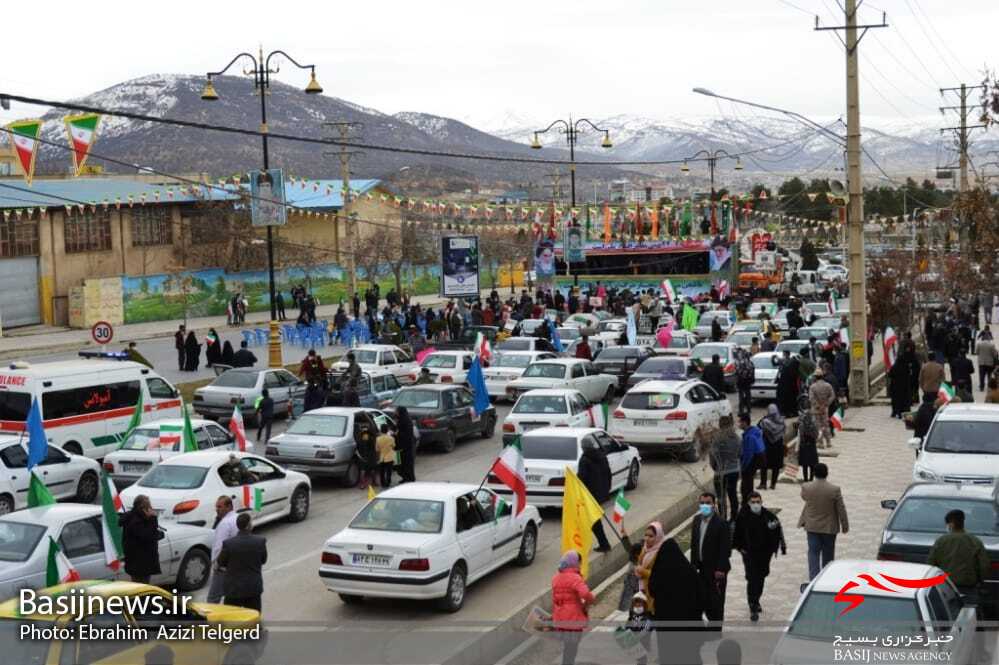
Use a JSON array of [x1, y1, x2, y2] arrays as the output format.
[[91, 321, 114, 345]]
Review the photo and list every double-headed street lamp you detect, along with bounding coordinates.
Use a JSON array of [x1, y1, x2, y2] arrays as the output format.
[[681, 149, 743, 288], [530, 116, 612, 207], [201, 47, 323, 368]]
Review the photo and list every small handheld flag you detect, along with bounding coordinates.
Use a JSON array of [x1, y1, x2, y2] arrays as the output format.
[[490, 435, 526, 516], [158, 425, 182, 449], [611, 489, 631, 526], [467, 357, 492, 417], [182, 404, 198, 453], [830, 407, 844, 431], [938, 383, 955, 404], [242, 485, 264, 511], [99, 470, 124, 571]]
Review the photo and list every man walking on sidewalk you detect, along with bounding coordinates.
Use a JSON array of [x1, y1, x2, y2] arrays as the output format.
[[798, 463, 849, 581], [733, 491, 786, 622], [691, 492, 731, 629], [977, 330, 997, 392], [174, 325, 186, 372]]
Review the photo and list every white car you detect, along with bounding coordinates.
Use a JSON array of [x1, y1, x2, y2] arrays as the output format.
[[564, 337, 605, 359], [593, 319, 627, 347], [502, 389, 598, 445], [773, 560, 977, 665], [818, 264, 849, 283], [505, 359, 618, 404], [690, 342, 739, 391], [726, 331, 758, 352], [332, 345, 419, 385], [318, 482, 542, 612], [609, 379, 732, 461], [556, 327, 583, 348], [657, 330, 698, 358], [803, 302, 832, 319], [750, 352, 781, 401], [515, 319, 548, 337], [488, 427, 640, 508], [0, 437, 101, 514], [414, 350, 476, 385], [483, 351, 559, 399], [102, 418, 238, 487], [910, 403, 999, 485], [0, 504, 214, 600], [493, 336, 560, 355], [120, 450, 311, 529]]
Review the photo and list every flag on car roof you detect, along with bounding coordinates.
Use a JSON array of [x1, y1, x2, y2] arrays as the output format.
[[938, 382, 955, 404], [120, 390, 145, 448], [229, 405, 248, 452], [182, 404, 198, 453], [830, 407, 844, 431], [467, 356, 492, 417], [100, 470, 124, 571], [611, 489, 631, 527], [661, 279, 676, 305], [27, 469, 56, 508], [46, 537, 80, 587], [25, 398, 47, 470], [490, 435, 526, 517]]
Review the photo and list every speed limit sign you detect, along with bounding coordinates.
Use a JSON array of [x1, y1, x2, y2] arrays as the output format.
[[91, 321, 114, 345]]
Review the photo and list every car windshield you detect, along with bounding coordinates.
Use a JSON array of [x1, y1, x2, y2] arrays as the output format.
[[729, 334, 755, 346], [393, 390, 441, 409], [211, 372, 259, 388], [513, 395, 567, 414], [522, 364, 566, 379], [692, 346, 730, 361], [0, 521, 46, 562], [0, 619, 52, 663], [520, 320, 544, 334], [698, 312, 729, 325], [924, 420, 999, 454], [597, 321, 623, 333], [753, 355, 778, 370], [521, 435, 579, 461], [597, 348, 638, 360], [799, 329, 828, 340], [350, 498, 444, 533], [667, 335, 690, 349], [805, 303, 830, 314], [890, 497, 999, 536], [777, 342, 808, 354], [286, 414, 348, 438], [353, 350, 379, 364], [558, 329, 581, 341], [734, 321, 763, 331], [636, 358, 687, 378], [788, 592, 921, 640], [423, 355, 458, 369], [120, 427, 169, 451], [137, 465, 209, 490], [497, 339, 531, 351], [496, 354, 533, 368], [621, 392, 679, 410]]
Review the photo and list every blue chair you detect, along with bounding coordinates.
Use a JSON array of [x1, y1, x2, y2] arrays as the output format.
[[241, 330, 256, 347], [254, 328, 268, 346], [281, 325, 298, 346]]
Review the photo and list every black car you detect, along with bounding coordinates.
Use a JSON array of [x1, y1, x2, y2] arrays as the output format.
[[626, 356, 695, 388], [879, 482, 999, 618], [592, 346, 655, 392], [390, 384, 496, 453]]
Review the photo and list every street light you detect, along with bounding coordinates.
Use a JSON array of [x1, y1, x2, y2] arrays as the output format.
[[202, 47, 322, 368], [683, 148, 743, 288], [529, 116, 612, 208]]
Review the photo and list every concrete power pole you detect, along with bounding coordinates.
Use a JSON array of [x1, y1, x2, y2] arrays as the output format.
[[324, 122, 363, 298], [815, 0, 886, 405], [940, 84, 986, 251]]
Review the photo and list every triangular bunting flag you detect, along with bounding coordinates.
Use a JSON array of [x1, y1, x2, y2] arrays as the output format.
[[7, 119, 43, 185]]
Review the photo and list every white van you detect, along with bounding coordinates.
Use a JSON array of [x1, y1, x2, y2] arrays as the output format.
[[0, 358, 181, 459]]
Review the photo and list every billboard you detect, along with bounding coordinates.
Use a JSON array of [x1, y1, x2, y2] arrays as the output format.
[[440, 235, 480, 297], [249, 168, 288, 227]]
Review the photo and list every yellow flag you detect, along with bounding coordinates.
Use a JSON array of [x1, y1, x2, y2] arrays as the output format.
[[561, 467, 605, 578], [367, 485, 376, 501]]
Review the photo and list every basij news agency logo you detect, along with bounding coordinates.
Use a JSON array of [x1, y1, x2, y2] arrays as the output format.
[[834, 571, 949, 616]]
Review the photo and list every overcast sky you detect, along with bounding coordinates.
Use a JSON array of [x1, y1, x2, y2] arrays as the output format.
[[1, 0, 996, 131]]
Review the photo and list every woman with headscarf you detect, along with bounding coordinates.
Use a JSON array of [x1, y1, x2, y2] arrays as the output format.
[[221, 340, 235, 366], [183, 331, 201, 372], [647, 535, 703, 665], [633, 522, 665, 610], [888, 340, 918, 419], [758, 404, 786, 490], [796, 395, 820, 482], [394, 406, 416, 483], [205, 328, 222, 367], [551, 550, 594, 665], [775, 353, 800, 418]]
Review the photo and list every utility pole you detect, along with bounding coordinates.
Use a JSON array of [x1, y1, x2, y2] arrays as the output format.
[[815, 0, 886, 405], [940, 84, 986, 251], [324, 122, 363, 298]]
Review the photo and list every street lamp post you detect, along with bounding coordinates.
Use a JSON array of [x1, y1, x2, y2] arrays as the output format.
[[201, 47, 322, 368], [680, 149, 743, 287]]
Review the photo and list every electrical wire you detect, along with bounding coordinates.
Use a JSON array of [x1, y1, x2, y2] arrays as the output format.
[[902, 0, 963, 82]]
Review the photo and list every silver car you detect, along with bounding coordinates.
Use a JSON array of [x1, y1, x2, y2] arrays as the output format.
[[193, 367, 306, 425], [0, 504, 214, 601], [265, 407, 397, 485]]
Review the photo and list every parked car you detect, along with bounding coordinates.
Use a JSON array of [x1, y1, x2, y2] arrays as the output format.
[[592, 319, 627, 347], [390, 385, 496, 453], [693, 310, 735, 341], [120, 450, 311, 529], [416, 351, 477, 385], [564, 337, 605, 359], [331, 345, 420, 385], [592, 346, 656, 392], [493, 336, 560, 355], [0, 438, 101, 514], [483, 351, 559, 399], [432, 326, 500, 353], [318, 482, 541, 612], [818, 264, 849, 283], [325, 368, 402, 409], [775, 339, 812, 358], [488, 427, 640, 508], [879, 482, 999, 619], [0, 504, 214, 600], [102, 418, 237, 487], [626, 356, 694, 388], [689, 342, 738, 391], [514, 319, 548, 337], [502, 389, 597, 445], [265, 407, 396, 485], [773, 560, 977, 665], [909, 403, 999, 485], [506, 359, 618, 404], [609, 379, 732, 461], [750, 352, 781, 402], [193, 368, 305, 425], [656, 330, 698, 357], [726, 331, 758, 352]]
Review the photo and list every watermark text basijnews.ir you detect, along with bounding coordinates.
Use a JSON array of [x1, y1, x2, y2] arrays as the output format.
[[833, 635, 954, 663]]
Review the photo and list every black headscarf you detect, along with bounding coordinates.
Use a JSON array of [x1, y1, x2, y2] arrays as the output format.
[[648, 537, 702, 623], [221, 341, 234, 365]]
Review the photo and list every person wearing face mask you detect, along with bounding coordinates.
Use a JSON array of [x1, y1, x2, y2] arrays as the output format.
[[732, 491, 786, 623], [690, 492, 731, 629], [623, 592, 653, 665]]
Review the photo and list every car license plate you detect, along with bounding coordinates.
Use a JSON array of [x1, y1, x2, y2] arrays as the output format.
[[352, 553, 392, 567], [121, 463, 149, 472], [634, 419, 658, 427], [526, 474, 543, 483], [520, 423, 544, 432]]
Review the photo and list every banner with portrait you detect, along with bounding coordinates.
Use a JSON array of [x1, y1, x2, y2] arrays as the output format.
[[534, 239, 556, 279], [440, 235, 480, 297], [249, 168, 288, 227]]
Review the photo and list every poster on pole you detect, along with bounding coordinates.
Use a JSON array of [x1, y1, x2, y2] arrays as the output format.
[[440, 235, 480, 297], [564, 226, 585, 263], [249, 168, 287, 227]]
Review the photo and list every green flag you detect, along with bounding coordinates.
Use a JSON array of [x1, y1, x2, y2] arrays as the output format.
[[182, 403, 198, 453], [120, 390, 144, 448], [681, 304, 699, 332], [28, 469, 57, 508]]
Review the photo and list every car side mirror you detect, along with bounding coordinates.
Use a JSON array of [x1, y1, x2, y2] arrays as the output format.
[[907, 437, 921, 451], [172, 388, 180, 398], [880, 499, 897, 510]]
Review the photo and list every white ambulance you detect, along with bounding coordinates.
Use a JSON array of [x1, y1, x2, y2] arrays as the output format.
[[0, 356, 182, 460]]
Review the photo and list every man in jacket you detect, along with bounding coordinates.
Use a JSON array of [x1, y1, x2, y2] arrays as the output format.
[[299, 349, 327, 385], [577, 439, 612, 552], [710, 415, 742, 521], [928, 509, 989, 601], [574, 335, 592, 361], [702, 354, 726, 394], [798, 463, 849, 581], [733, 491, 786, 622], [691, 492, 731, 628], [738, 413, 766, 502], [174, 325, 186, 372], [919, 354, 946, 396], [120, 494, 161, 584], [978, 328, 998, 392], [207, 496, 239, 604], [808, 369, 836, 448], [218, 513, 268, 611], [734, 348, 755, 417], [255, 389, 275, 444], [913, 391, 942, 441], [231, 341, 257, 368]]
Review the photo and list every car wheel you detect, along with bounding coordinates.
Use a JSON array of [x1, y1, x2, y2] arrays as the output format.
[[175, 547, 211, 591], [603, 386, 616, 403], [288, 485, 310, 522], [440, 429, 457, 454], [75, 471, 99, 503], [0, 494, 13, 516], [338, 593, 364, 605], [62, 441, 83, 456], [480, 413, 496, 439], [341, 461, 361, 488], [436, 564, 467, 613], [681, 442, 701, 463], [515, 524, 538, 567], [625, 460, 640, 490]]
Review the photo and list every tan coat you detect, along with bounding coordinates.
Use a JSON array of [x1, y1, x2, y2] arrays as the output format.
[[919, 361, 945, 396], [798, 478, 849, 535]]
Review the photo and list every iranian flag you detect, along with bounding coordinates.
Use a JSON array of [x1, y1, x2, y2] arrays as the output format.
[[611, 489, 631, 525], [27, 469, 56, 508], [182, 405, 198, 452], [99, 470, 124, 571], [46, 537, 80, 586], [830, 407, 845, 431], [242, 485, 264, 511], [7, 119, 42, 185], [119, 391, 144, 448], [229, 405, 248, 452], [158, 424, 182, 449], [661, 279, 676, 304], [587, 402, 610, 429], [64, 114, 100, 175], [883, 326, 898, 372], [938, 382, 955, 404], [828, 291, 837, 315], [490, 436, 526, 516], [474, 332, 493, 366]]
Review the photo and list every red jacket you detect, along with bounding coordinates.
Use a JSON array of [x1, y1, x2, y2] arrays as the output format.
[[551, 570, 594, 630]]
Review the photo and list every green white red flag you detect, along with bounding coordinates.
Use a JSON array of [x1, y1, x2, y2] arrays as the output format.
[[64, 113, 100, 175], [611, 489, 631, 525], [7, 119, 43, 185], [830, 407, 844, 431], [182, 404, 198, 452], [587, 402, 610, 429], [46, 537, 80, 586], [229, 405, 248, 452], [938, 382, 955, 404], [490, 435, 526, 515], [243, 485, 264, 511], [99, 470, 124, 571], [158, 424, 182, 449], [27, 469, 56, 508]]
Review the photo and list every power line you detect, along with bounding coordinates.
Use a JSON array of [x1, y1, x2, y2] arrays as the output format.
[[901, 0, 963, 82]]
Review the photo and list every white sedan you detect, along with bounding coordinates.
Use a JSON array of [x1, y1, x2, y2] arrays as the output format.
[[318, 482, 542, 612], [505, 359, 618, 404], [332, 345, 419, 385], [488, 427, 640, 508], [483, 351, 559, 399], [120, 450, 311, 529], [609, 379, 732, 461], [102, 418, 238, 486], [413, 350, 476, 385], [0, 504, 214, 601], [502, 389, 599, 445], [0, 437, 101, 514]]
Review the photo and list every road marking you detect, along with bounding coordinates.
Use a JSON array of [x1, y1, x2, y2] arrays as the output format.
[[264, 548, 322, 575]]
